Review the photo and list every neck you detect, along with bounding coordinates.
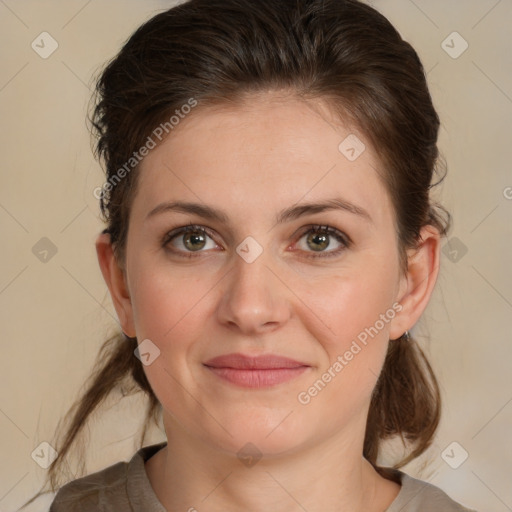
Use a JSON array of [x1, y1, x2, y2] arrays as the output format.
[[145, 416, 400, 512]]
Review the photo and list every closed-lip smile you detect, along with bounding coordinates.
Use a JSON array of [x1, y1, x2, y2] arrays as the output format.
[[203, 353, 310, 388]]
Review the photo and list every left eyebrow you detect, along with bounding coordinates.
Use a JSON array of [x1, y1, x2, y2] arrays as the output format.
[[145, 197, 373, 226], [276, 197, 372, 224]]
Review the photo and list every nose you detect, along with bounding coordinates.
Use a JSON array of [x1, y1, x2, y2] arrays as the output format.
[[216, 243, 292, 335]]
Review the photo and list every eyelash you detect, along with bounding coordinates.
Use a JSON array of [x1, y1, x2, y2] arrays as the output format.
[[161, 223, 351, 259]]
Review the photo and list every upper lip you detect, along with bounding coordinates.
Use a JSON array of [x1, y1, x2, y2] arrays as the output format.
[[204, 353, 309, 370]]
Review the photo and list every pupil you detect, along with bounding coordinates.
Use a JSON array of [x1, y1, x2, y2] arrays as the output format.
[[309, 232, 328, 251], [184, 232, 206, 251]]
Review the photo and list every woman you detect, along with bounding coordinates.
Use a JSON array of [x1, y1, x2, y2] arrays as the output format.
[[24, 0, 478, 510]]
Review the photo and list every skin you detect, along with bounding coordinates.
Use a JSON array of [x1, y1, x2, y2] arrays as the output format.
[[96, 91, 440, 512]]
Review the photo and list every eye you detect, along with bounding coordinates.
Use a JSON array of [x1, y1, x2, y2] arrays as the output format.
[[294, 225, 350, 258], [162, 223, 350, 259], [162, 224, 219, 257]]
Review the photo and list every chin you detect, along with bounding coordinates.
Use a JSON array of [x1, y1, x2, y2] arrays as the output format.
[[200, 409, 313, 460]]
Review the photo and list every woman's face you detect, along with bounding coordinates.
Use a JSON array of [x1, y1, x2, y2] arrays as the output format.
[[120, 93, 411, 456]]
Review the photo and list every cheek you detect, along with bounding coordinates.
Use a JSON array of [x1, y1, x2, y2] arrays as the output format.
[[128, 266, 215, 405], [129, 256, 211, 342], [300, 263, 398, 351], [294, 273, 396, 424], [294, 252, 399, 397]]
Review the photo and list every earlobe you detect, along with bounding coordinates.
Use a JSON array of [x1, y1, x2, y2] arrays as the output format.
[[95, 232, 136, 337], [389, 225, 441, 340]]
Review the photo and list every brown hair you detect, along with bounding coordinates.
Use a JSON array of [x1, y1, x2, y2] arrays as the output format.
[[24, 0, 450, 506]]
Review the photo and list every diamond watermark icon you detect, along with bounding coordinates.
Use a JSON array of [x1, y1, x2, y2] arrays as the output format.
[[134, 339, 161, 366], [442, 237, 468, 263], [441, 31, 468, 59], [237, 442, 263, 468], [31, 32, 59, 59], [441, 441, 469, 469], [32, 237, 58, 263], [236, 236, 263, 263], [338, 134, 366, 161], [31, 442, 58, 469]]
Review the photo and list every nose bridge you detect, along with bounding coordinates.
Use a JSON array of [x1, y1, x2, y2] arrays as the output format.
[[217, 235, 290, 333]]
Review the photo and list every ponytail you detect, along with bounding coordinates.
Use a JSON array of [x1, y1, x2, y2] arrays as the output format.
[[364, 333, 441, 468]]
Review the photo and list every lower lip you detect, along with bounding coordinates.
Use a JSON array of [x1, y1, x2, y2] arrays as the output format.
[[205, 366, 309, 388]]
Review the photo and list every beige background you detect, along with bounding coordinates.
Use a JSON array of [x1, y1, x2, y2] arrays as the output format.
[[1, 1, 511, 511]]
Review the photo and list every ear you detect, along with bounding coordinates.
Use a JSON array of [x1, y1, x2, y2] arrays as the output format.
[[389, 224, 441, 340], [95, 231, 136, 337]]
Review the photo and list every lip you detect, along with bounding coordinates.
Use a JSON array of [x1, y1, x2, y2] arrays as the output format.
[[204, 353, 308, 369], [203, 353, 310, 389]]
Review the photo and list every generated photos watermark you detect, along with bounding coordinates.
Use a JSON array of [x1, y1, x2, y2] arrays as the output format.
[[93, 98, 198, 200], [297, 301, 403, 405]]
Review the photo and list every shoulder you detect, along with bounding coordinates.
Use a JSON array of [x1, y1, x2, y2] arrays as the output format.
[[383, 468, 479, 512], [49, 442, 167, 512], [49, 460, 129, 512]]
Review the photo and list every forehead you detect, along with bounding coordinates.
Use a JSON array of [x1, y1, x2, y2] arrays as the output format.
[[132, 93, 394, 229]]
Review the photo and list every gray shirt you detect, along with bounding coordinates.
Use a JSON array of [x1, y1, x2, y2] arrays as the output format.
[[49, 442, 478, 511]]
